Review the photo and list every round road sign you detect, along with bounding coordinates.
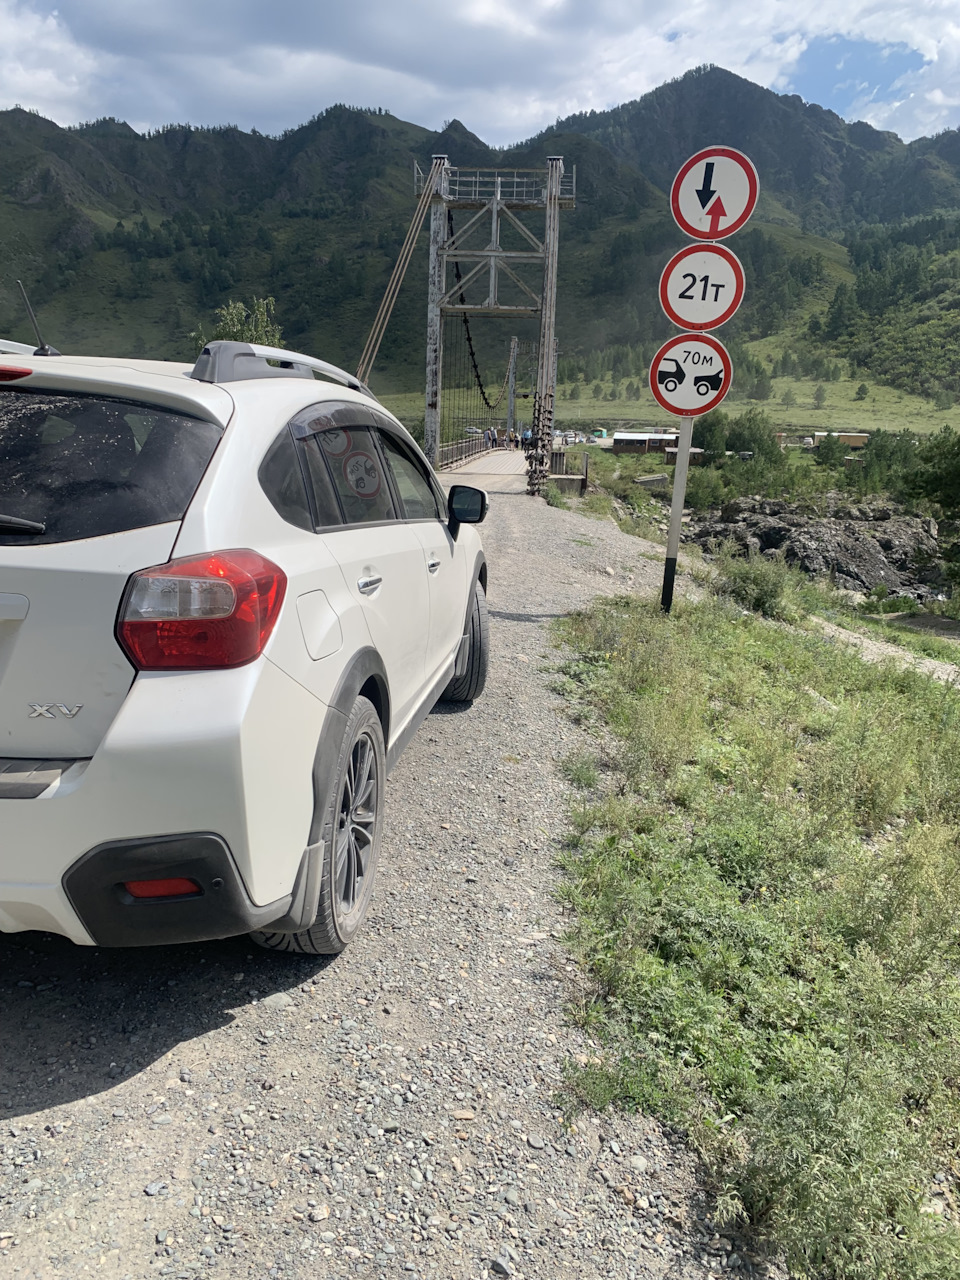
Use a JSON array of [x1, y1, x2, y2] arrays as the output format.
[[671, 146, 759, 241], [649, 333, 732, 416], [659, 243, 745, 331]]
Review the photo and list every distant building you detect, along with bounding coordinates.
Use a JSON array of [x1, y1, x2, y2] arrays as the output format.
[[612, 431, 679, 456], [665, 446, 705, 466], [813, 431, 869, 449]]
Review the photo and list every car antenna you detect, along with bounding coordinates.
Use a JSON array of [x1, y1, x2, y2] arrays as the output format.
[[16, 280, 60, 356]]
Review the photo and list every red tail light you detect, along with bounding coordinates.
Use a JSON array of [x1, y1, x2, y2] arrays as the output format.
[[117, 549, 286, 670], [124, 877, 202, 899], [0, 367, 32, 382]]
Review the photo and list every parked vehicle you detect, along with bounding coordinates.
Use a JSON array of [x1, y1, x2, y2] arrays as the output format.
[[0, 340, 488, 954]]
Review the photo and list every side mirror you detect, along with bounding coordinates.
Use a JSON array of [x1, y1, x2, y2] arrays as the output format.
[[447, 484, 488, 540]]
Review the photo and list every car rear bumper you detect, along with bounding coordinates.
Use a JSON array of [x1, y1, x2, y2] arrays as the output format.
[[61, 832, 294, 947], [0, 657, 325, 945]]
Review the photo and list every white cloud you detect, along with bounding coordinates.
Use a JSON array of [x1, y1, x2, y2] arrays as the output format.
[[0, 0, 957, 143]]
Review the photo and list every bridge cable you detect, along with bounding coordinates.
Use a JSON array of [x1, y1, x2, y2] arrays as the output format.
[[356, 156, 446, 385]]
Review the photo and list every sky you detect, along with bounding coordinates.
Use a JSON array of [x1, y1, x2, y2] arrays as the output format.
[[0, 1, 958, 145]]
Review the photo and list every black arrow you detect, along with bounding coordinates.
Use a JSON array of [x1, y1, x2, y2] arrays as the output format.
[[696, 161, 716, 209]]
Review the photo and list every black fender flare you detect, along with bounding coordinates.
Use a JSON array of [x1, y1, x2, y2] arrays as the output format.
[[452, 552, 487, 679], [267, 647, 389, 933]]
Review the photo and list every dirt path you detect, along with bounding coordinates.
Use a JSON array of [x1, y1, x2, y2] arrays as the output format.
[[810, 617, 960, 685], [0, 494, 736, 1280]]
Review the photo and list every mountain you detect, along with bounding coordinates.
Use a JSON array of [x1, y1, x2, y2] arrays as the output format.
[[542, 65, 960, 232], [0, 66, 958, 403]]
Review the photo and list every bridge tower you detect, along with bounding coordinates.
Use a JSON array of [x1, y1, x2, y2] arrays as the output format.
[[417, 156, 575, 494]]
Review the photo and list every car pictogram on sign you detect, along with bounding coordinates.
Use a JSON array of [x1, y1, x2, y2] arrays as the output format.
[[695, 370, 724, 396], [648, 333, 733, 416], [670, 147, 759, 242], [657, 358, 685, 392]]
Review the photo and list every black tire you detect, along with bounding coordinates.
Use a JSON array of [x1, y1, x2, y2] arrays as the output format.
[[250, 696, 385, 955], [442, 581, 489, 703]]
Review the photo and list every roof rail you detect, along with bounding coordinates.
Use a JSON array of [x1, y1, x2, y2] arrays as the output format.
[[189, 341, 375, 398], [0, 338, 41, 356]]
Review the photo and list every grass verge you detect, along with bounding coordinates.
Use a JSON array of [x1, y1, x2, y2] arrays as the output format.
[[556, 590, 960, 1279]]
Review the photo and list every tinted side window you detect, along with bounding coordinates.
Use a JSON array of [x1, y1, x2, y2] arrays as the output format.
[[312, 427, 396, 525], [0, 390, 222, 546], [258, 429, 313, 531], [300, 437, 347, 528], [380, 433, 443, 520]]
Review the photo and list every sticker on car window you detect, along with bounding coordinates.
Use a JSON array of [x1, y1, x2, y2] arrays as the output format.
[[342, 451, 382, 499], [320, 429, 352, 457]]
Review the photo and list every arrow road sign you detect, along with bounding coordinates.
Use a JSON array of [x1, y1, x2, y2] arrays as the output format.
[[659, 243, 745, 331], [648, 333, 733, 416], [671, 146, 759, 241]]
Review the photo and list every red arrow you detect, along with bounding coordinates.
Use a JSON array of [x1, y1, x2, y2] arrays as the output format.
[[707, 196, 727, 237]]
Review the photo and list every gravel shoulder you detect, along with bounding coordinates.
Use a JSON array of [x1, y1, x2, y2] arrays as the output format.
[[0, 491, 730, 1280]]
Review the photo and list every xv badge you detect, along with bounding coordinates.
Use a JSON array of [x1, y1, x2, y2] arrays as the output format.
[[28, 703, 83, 719]]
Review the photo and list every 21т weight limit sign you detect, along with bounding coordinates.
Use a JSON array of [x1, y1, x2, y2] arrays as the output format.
[[659, 243, 745, 331]]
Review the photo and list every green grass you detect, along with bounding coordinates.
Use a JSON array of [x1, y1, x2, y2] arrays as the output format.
[[556, 589, 960, 1280], [381, 372, 960, 443]]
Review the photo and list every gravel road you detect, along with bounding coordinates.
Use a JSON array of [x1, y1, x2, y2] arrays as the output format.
[[0, 480, 743, 1280]]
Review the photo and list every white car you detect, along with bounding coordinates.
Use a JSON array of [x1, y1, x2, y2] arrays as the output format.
[[0, 340, 488, 954]]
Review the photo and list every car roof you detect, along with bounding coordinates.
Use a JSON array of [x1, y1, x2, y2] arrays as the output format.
[[0, 354, 237, 427], [0, 350, 419, 455]]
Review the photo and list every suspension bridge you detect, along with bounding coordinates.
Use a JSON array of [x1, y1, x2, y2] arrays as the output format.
[[356, 156, 576, 496]]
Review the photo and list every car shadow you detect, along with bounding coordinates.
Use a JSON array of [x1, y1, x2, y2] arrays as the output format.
[[0, 929, 339, 1121]]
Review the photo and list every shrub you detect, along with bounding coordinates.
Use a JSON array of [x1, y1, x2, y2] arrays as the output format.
[[712, 544, 791, 618]]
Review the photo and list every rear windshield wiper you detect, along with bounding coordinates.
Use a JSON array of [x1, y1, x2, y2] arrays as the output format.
[[0, 513, 45, 534]]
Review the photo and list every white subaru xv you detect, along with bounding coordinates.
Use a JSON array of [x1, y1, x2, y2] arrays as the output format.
[[0, 340, 489, 954]]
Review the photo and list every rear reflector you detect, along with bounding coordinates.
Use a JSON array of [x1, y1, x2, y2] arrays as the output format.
[[124, 877, 202, 899], [0, 367, 31, 382], [117, 549, 286, 670]]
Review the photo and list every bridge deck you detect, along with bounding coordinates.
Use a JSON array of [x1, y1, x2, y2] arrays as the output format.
[[439, 449, 527, 494]]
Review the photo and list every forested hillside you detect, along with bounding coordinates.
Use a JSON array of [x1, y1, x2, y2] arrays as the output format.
[[0, 65, 958, 406]]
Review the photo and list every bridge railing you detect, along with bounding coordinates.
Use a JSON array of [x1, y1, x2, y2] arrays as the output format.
[[437, 435, 491, 470]]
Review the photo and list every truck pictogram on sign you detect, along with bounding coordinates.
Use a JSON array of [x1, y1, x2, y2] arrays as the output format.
[[648, 333, 733, 416], [670, 147, 759, 242]]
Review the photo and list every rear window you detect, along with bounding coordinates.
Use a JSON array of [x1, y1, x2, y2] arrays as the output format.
[[0, 390, 223, 546]]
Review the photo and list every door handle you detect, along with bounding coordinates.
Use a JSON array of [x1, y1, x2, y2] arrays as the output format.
[[427, 557, 441, 574], [357, 575, 383, 596]]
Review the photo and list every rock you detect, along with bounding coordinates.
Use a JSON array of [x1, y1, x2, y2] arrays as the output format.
[[603, 566, 615, 576], [490, 1258, 513, 1276], [260, 991, 294, 1011], [144, 1181, 166, 1197], [688, 493, 948, 600], [629, 1154, 649, 1174], [526, 1134, 545, 1150]]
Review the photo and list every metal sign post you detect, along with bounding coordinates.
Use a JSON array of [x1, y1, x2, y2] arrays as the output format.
[[661, 418, 693, 612], [654, 145, 759, 613]]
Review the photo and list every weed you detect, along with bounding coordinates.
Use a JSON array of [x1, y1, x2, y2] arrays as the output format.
[[560, 751, 599, 790], [545, 483, 567, 509], [556, 594, 960, 1279]]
